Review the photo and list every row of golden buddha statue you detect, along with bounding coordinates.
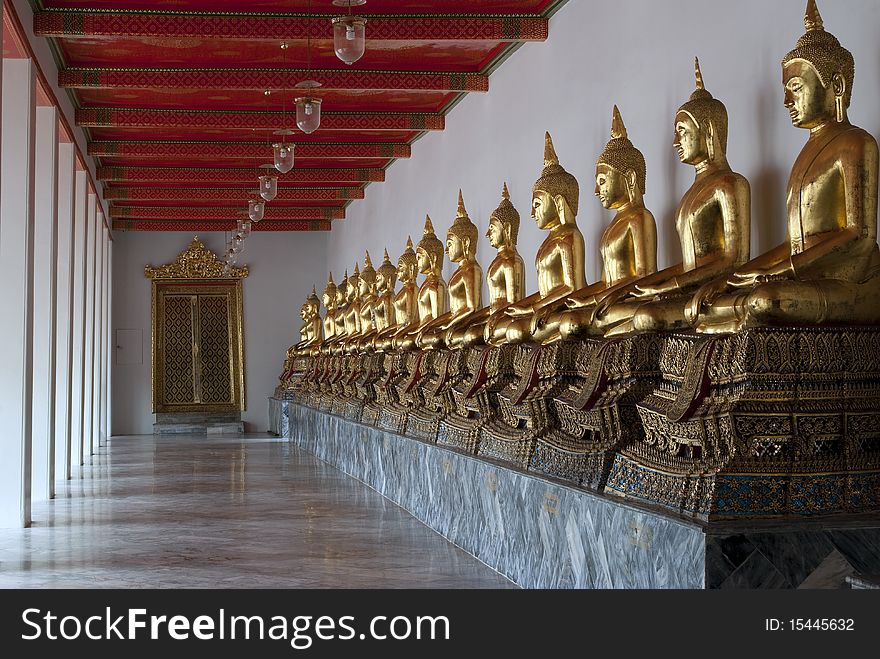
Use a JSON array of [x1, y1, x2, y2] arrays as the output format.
[[280, 1, 880, 520]]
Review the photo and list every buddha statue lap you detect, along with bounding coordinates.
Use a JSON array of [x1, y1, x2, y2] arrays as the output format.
[[689, 0, 879, 333], [372, 238, 419, 352], [449, 183, 526, 349], [596, 60, 751, 336], [392, 217, 449, 351], [485, 132, 586, 345], [533, 106, 658, 341], [417, 191, 483, 351]]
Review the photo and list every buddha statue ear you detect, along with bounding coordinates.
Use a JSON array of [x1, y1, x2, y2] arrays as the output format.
[[832, 73, 846, 122], [705, 121, 716, 162], [625, 169, 638, 202]]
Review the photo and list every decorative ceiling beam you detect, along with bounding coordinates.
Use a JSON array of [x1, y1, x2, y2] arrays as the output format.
[[103, 187, 364, 202], [89, 141, 410, 160], [60, 68, 488, 93], [113, 219, 331, 232], [97, 166, 384, 184], [35, 11, 547, 42], [77, 108, 444, 131], [109, 206, 345, 221]]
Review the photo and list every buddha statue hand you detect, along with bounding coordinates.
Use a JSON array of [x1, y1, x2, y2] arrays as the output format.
[[504, 303, 532, 318], [686, 278, 732, 323], [632, 279, 676, 298], [564, 293, 598, 310]]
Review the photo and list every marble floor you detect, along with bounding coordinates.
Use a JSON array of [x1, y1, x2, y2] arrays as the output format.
[[0, 434, 514, 588]]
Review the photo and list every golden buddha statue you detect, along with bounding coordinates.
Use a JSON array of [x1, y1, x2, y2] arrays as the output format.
[[689, 0, 879, 333], [359, 249, 397, 352], [450, 183, 526, 348], [595, 62, 751, 336], [393, 217, 449, 350], [322, 269, 348, 354], [417, 191, 483, 350], [342, 262, 362, 339], [487, 132, 586, 345], [352, 251, 378, 347], [532, 106, 657, 341], [373, 238, 419, 352], [295, 287, 322, 350], [321, 272, 338, 343]]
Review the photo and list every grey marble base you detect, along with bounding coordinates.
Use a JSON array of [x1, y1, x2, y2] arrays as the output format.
[[288, 403, 880, 589], [268, 397, 290, 437], [154, 411, 244, 435]]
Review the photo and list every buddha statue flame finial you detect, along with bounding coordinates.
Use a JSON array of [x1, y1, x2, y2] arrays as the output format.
[[694, 57, 705, 91], [364, 250, 373, 269], [804, 0, 823, 32], [597, 105, 647, 194], [361, 250, 376, 285], [533, 131, 579, 215], [457, 189, 467, 218], [502, 182, 510, 200]]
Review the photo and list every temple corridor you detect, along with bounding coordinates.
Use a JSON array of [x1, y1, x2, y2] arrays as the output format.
[[0, 434, 514, 589]]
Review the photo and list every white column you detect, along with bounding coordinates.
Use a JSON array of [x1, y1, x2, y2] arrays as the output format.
[[92, 214, 104, 453], [70, 173, 87, 471], [102, 228, 110, 445], [0, 58, 36, 527], [81, 194, 96, 462], [106, 240, 113, 441], [31, 106, 59, 500], [54, 142, 75, 482]]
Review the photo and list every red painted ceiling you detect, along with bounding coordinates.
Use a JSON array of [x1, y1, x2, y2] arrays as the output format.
[[35, 0, 562, 231]]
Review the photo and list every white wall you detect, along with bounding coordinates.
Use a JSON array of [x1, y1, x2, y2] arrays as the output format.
[[111, 231, 328, 434], [328, 0, 880, 291]]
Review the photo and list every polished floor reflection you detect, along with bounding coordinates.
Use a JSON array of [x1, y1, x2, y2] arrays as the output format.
[[0, 434, 514, 588]]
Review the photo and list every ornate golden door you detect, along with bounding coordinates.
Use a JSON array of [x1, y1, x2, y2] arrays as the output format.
[[146, 238, 248, 413]]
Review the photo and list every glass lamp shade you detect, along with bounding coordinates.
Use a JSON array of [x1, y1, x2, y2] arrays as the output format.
[[258, 175, 278, 201], [295, 97, 322, 134], [332, 16, 367, 65], [272, 143, 294, 173], [248, 199, 265, 222], [236, 219, 252, 237], [231, 233, 244, 255], [225, 248, 238, 266]]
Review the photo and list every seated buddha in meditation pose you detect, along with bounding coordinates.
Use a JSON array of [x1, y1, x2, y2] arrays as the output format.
[[372, 238, 419, 352], [531, 106, 658, 341], [343, 251, 377, 353], [358, 249, 397, 352], [320, 273, 338, 344], [595, 60, 751, 336], [294, 287, 321, 351], [449, 183, 526, 349], [689, 0, 879, 333], [417, 191, 483, 351], [392, 217, 448, 351], [486, 132, 586, 345]]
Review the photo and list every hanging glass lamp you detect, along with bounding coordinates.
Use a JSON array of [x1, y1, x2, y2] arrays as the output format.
[[295, 97, 322, 134]]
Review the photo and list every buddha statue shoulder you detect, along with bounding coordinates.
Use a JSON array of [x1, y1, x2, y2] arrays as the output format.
[[531, 106, 658, 341], [417, 191, 483, 350], [486, 132, 586, 345], [373, 238, 419, 352], [689, 0, 879, 333], [597, 60, 751, 336], [450, 182, 526, 349], [393, 216, 449, 350]]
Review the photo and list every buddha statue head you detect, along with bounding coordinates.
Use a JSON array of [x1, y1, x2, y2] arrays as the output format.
[[675, 58, 729, 167], [322, 272, 338, 311], [358, 250, 377, 298], [306, 286, 320, 317], [596, 105, 646, 208], [487, 182, 520, 249], [299, 301, 310, 323], [532, 131, 579, 229], [782, 0, 854, 128], [397, 236, 418, 284], [346, 263, 360, 303], [446, 190, 479, 263], [417, 215, 445, 275], [377, 248, 398, 294]]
